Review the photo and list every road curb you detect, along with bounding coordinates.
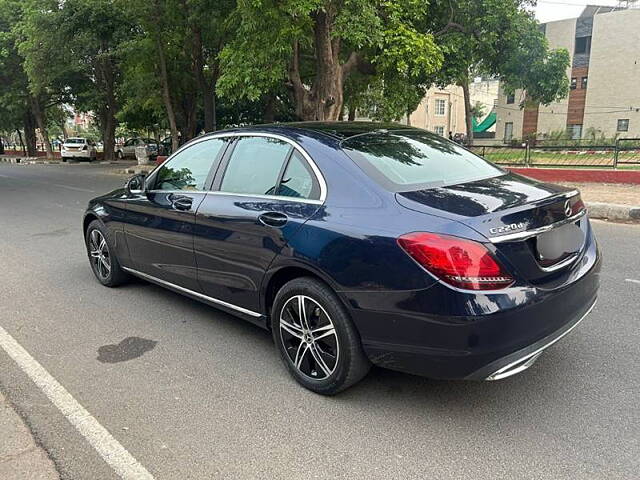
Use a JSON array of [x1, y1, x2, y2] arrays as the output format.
[[588, 202, 640, 222]]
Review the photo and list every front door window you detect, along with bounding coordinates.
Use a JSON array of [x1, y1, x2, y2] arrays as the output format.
[[154, 138, 226, 191]]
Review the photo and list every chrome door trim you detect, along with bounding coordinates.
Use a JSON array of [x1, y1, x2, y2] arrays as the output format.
[[204, 191, 323, 205], [489, 209, 587, 243], [122, 267, 262, 318]]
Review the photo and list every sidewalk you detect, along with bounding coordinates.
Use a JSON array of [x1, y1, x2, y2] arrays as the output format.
[[560, 182, 640, 206], [0, 392, 59, 480]]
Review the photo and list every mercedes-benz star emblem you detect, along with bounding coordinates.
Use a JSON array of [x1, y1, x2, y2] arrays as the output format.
[[564, 200, 572, 217]]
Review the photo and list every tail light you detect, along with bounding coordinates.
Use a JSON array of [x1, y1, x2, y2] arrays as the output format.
[[397, 232, 514, 290]]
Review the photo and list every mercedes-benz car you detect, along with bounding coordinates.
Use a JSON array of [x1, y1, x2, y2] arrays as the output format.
[[83, 122, 600, 394]]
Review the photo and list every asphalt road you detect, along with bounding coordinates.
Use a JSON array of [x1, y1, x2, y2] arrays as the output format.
[[0, 162, 638, 480]]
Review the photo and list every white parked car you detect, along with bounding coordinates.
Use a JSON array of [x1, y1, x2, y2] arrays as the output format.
[[61, 138, 97, 162]]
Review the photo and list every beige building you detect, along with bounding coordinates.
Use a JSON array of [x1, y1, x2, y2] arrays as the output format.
[[495, 5, 640, 143], [408, 79, 499, 137]]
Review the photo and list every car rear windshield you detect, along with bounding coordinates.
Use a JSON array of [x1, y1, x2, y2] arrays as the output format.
[[341, 131, 503, 191], [65, 138, 86, 144]]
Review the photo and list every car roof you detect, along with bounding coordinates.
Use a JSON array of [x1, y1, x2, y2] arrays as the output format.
[[275, 122, 416, 140], [207, 121, 426, 143]]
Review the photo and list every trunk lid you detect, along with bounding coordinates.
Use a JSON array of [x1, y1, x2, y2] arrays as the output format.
[[396, 173, 589, 286]]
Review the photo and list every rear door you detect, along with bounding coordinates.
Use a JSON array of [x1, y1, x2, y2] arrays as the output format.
[[124, 137, 229, 290], [194, 135, 324, 313]]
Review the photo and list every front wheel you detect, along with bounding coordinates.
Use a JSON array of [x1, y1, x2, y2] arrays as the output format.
[[272, 277, 370, 395], [85, 220, 129, 287]]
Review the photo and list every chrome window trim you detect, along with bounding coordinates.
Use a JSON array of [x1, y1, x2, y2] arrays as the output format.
[[148, 131, 327, 203], [122, 267, 262, 317], [489, 209, 587, 243]]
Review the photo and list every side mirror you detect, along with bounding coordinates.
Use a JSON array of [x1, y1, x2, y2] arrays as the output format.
[[124, 174, 147, 195]]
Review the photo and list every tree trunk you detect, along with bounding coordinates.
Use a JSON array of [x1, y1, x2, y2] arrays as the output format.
[[193, 27, 216, 133], [16, 129, 25, 154], [263, 94, 276, 123], [23, 111, 37, 157], [288, 11, 350, 121], [461, 77, 474, 146], [348, 105, 356, 121], [29, 96, 53, 158], [156, 36, 180, 152]]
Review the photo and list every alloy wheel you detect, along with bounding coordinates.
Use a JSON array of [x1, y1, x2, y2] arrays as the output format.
[[279, 295, 339, 380], [88, 229, 111, 280]]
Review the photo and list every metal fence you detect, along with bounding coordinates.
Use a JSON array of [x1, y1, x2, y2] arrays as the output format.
[[470, 138, 640, 168]]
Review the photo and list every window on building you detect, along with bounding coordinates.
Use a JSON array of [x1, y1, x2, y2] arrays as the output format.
[[435, 99, 446, 116], [574, 36, 591, 55], [581, 76, 588, 89], [504, 122, 514, 142], [617, 119, 630, 132], [506, 93, 515, 104], [568, 124, 583, 140], [434, 126, 445, 136], [570, 77, 577, 90]]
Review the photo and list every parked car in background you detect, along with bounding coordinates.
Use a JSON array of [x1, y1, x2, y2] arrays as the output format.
[[83, 122, 600, 394], [61, 137, 97, 162], [116, 138, 159, 160]]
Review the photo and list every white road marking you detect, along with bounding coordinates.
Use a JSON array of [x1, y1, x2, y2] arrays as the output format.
[[0, 325, 155, 480], [625, 278, 640, 285]]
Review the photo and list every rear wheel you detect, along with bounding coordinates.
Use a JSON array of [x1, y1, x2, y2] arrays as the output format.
[[85, 220, 129, 287], [272, 277, 370, 395]]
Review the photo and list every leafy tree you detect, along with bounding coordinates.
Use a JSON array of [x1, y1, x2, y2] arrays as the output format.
[[426, 0, 570, 144], [217, 0, 443, 121], [17, 0, 132, 160], [470, 101, 486, 120]]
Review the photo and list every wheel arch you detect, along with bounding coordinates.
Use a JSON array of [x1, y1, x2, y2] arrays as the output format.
[[262, 263, 348, 329], [83, 212, 101, 236]]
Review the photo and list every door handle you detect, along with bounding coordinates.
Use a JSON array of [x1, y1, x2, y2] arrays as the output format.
[[258, 212, 288, 227], [168, 194, 193, 211]]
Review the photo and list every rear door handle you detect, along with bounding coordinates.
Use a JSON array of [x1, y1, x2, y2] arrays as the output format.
[[258, 212, 288, 227], [168, 194, 193, 211]]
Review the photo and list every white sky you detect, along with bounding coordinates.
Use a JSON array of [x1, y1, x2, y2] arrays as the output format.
[[534, 0, 622, 23]]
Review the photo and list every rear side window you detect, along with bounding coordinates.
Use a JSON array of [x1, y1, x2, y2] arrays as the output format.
[[276, 151, 320, 200], [220, 137, 291, 195], [342, 131, 503, 191], [154, 138, 225, 191]]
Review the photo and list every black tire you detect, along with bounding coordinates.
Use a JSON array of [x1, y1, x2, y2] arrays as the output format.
[[85, 220, 129, 287], [272, 277, 370, 395], [117, 150, 123, 160]]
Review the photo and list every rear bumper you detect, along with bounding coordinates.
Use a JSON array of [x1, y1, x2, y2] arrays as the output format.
[[62, 150, 93, 158], [345, 242, 601, 380], [466, 298, 596, 380]]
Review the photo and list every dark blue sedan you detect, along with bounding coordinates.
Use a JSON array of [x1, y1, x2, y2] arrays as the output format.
[[83, 122, 600, 394]]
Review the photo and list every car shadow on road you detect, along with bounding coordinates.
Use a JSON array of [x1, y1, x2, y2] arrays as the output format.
[[118, 276, 584, 427]]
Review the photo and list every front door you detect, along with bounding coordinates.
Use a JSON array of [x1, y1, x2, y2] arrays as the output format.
[[124, 137, 229, 291], [195, 136, 323, 313]]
